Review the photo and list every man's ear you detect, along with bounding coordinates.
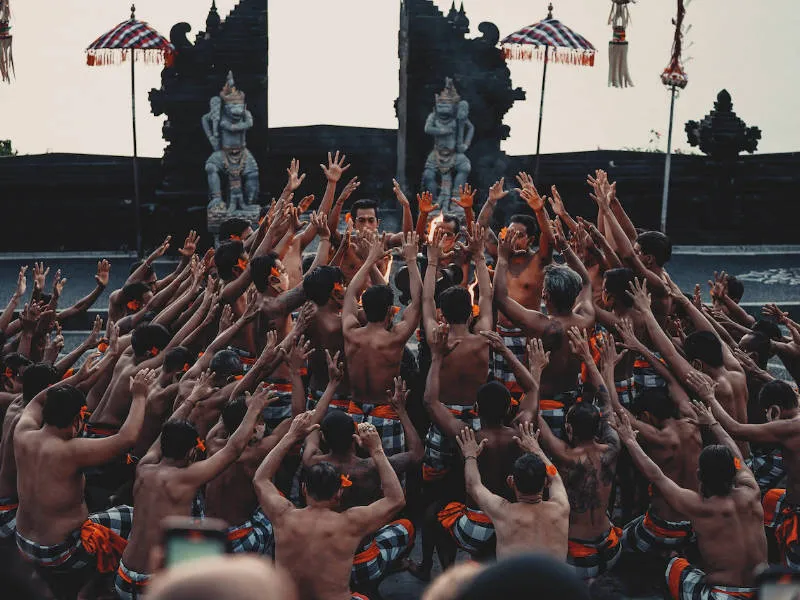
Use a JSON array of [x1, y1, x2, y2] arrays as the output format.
[[506, 475, 514, 491]]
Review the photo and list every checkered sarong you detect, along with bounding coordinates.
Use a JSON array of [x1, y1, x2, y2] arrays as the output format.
[[0, 495, 18, 539], [350, 519, 415, 586], [747, 449, 786, 495], [348, 402, 405, 456], [615, 377, 637, 409], [763, 488, 800, 569], [438, 502, 495, 556], [423, 404, 481, 482], [622, 509, 694, 554], [227, 507, 275, 556], [263, 379, 294, 433], [634, 353, 667, 390], [540, 390, 577, 440], [114, 560, 150, 600], [567, 527, 623, 579], [666, 557, 756, 600], [490, 324, 527, 399], [307, 387, 350, 413], [16, 505, 134, 572]]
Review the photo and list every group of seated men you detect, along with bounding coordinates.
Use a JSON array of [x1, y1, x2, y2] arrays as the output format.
[[0, 151, 798, 600]]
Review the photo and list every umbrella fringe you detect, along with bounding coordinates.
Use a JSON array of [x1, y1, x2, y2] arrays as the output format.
[[502, 44, 595, 67], [86, 47, 172, 67]]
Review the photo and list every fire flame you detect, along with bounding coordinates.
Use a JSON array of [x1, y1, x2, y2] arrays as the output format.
[[427, 213, 445, 245], [468, 277, 480, 316]]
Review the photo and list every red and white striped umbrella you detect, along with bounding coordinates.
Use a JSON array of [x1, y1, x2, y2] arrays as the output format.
[[86, 11, 173, 66], [501, 10, 596, 66]]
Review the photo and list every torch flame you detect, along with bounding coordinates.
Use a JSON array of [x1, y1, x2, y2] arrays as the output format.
[[468, 277, 480, 316], [427, 213, 445, 245]]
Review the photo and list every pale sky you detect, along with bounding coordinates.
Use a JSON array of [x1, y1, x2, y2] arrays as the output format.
[[2, 0, 799, 158]]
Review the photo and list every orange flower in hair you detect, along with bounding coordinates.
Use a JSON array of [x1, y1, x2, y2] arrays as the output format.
[[149, 347, 160, 358], [333, 282, 345, 294], [340, 474, 353, 488], [127, 299, 141, 312], [97, 340, 109, 353], [230, 234, 242, 241], [345, 213, 353, 224], [79, 405, 90, 421], [258, 216, 266, 226], [196, 437, 206, 453], [182, 363, 190, 373], [734, 457, 742, 471], [4, 368, 14, 379], [270, 267, 281, 279], [390, 306, 401, 317], [546, 464, 558, 477], [61, 368, 75, 380], [237, 258, 249, 272], [499, 227, 508, 241], [233, 375, 244, 381]]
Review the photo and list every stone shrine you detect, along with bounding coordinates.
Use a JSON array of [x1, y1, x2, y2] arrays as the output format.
[[685, 90, 761, 160]]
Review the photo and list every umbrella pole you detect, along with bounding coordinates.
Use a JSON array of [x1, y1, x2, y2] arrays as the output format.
[[660, 85, 677, 234], [131, 47, 142, 257], [534, 45, 549, 185]]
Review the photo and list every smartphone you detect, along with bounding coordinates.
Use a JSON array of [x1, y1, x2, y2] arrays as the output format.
[[757, 566, 800, 600], [162, 516, 231, 568]]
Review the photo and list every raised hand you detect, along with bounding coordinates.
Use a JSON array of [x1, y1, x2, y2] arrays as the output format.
[[50, 269, 67, 299], [463, 221, 485, 258], [686, 398, 718, 428], [515, 171, 535, 194], [432, 322, 461, 357], [365, 232, 389, 265], [455, 183, 477, 209], [498, 229, 518, 261], [517, 187, 545, 212], [692, 284, 703, 309], [218, 304, 234, 333], [148, 236, 171, 262], [626, 278, 652, 313], [87, 314, 103, 348], [479, 330, 506, 353], [567, 326, 593, 362], [14, 265, 28, 298], [551, 217, 567, 252], [610, 409, 638, 444], [762, 303, 790, 324], [190, 369, 218, 400], [321, 151, 350, 183], [95, 259, 110, 288], [417, 191, 439, 215], [248, 382, 279, 412], [527, 337, 550, 376], [298, 195, 315, 213], [401, 231, 419, 264], [456, 427, 486, 459], [388, 376, 409, 412], [548, 185, 567, 217], [708, 271, 728, 300], [289, 410, 321, 440], [108, 323, 120, 356], [284, 335, 314, 371], [286, 158, 306, 192], [598, 333, 626, 371], [130, 368, 157, 396], [201, 248, 215, 277], [179, 230, 200, 257], [311, 211, 331, 241], [487, 178, 509, 204], [338, 177, 361, 205], [616, 317, 643, 352], [326, 349, 344, 383], [354, 422, 383, 454], [513, 421, 542, 454], [33, 262, 50, 291], [20, 302, 42, 331], [426, 228, 451, 264], [392, 179, 411, 207], [685, 370, 717, 403]]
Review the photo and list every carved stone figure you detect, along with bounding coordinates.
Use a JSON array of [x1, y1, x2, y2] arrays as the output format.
[[421, 77, 475, 213], [202, 71, 260, 227]]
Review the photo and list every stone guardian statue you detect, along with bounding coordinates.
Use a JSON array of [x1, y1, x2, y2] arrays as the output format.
[[421, 78, 475, 215]]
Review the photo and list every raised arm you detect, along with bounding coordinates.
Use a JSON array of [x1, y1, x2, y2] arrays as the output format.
[[57, 261, 110, 323], [393, 232, 423, 341], [424, 325, 469, 439], [481, 331, 540, 423], [414, 191, 439, 241], [513, 422, 569, 510], [0, 266, 26, 333], [422, 231, 447, 336], [547, 186, 578, 233], [327, 177, 360, 240], [477, 179, 509, 237], [516, 172, 553, 259], [465, 222, 494, 333], [456, 427, 508, 515], [391, 179, 414, 237], [388, 376, 424, 470]]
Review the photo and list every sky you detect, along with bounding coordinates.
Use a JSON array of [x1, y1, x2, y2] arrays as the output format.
[[2, 0, 799, 158]]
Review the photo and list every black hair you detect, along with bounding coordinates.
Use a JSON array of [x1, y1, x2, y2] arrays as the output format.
[[209, 350, 244, 379], [752, 319, 782, 342], [698, 444, 736, 497], [439, 286, 472, 324], [632, 388, 679, 422], [321, 410, 356, 454], [361, 285, 394, 322], [302, 254, 316, 275], [22, 363, 58, 403], [566, 402, 601, 442], [163, 346, 193, 374], [349, 199, 379, 221], [759, 380, 799, 412], [131, 323, 171, 358], [121, 282, 150, 303], [603, 268, 636, 309], [250, 253, 279, 293], [303, 266, 344, 306], [42, 385, 85, 428], [509, 214, 539, 239], [441, 214, 461, 233], [726, 276, 744, 303], [302, 461, 343, 501], [544, 265, 582, 314], [214, 240, 245, 281], [4, 353, 32, 378], [219, 217, 252, 241], [161, 419, 200, 460], [129, 260, 154, 278], [739, 331, 772, 368], [476, 381, 511, 426], [513, 453, 547, 495], [683, 331, 723, 368], [636, 231, 672, 266], [221, 396, 248, 433]]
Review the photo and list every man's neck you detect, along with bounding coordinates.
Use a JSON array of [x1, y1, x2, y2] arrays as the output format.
[[161, 457, 188, 468], [448, 323, 469, 336], [364, 321, 387, 332], [43, 425, 73, 440], [517, 493, 543, 505]]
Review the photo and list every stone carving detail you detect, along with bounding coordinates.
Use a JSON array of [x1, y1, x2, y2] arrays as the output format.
[[685, 90, 761, 160]]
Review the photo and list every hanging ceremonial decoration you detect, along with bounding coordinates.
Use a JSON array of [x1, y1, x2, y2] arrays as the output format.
[[661, 0, 689, 89], [608, 0, 633, 88], [0, 0, 13, 83]]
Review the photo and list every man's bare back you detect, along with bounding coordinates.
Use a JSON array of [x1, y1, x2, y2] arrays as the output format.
[[345, 327, 403, 407]]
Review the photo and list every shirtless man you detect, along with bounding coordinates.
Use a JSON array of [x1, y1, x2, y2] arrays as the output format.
[[114, 379, 271, 599], [0, 364, 58, 540], [303, 377, 422, 595], [613, 402, 768, 600], [478, 175, 553, 399], [456, 423, 570, 561], [343, 232, 421, 456], [14, 369, 151, 581], [415, 325, 540, 576], [255, 412, 406, 600], [493, 225, 594, 437], [628, 278, 750, 457], [421, 223, 493, 482], [695, 375, 800, 569], [537, 327, 620, 580], [303, 266, 351, 412], [602, 322, 703, 556]]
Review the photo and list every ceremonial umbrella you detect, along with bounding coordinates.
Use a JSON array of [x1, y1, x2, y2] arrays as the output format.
[[86, 4, 174, 257], [501, 3, 596, 182]]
